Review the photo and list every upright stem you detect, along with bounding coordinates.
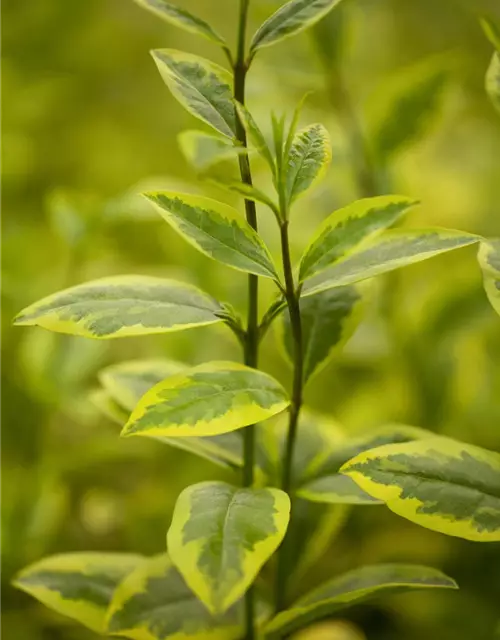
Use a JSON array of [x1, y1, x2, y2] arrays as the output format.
[[275, 220, 304, 611], [233, 1, 258, 637]]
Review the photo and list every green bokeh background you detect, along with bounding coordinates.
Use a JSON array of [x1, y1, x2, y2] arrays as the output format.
[[2, 0, 500, 638]]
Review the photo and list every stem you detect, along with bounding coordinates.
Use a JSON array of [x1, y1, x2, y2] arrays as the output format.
[[275, 220, 304, 612], [234, 1, 258, 637]]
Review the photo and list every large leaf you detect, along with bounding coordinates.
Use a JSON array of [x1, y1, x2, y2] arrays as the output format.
[[144, 191, 278, 278], [486, 51, 500, 114], [302, 229, 479, 297], [122, 361, 290, 438], [107, 553, 268, 639], [250, 0, 344, 54], [282, 285, 365, 383], [298, 195, 418, 282], [152, 49, 236, 138], [263, 564, 457, 639], [13, 553, 144, 634], [135, 0, 226, 46], [297, 425, 433, 505], [167, 481, 290, 614], [370, 62, 449, 161], [341, 437, 500, 541], [14, 275, 222, 338], [478, 240, 500, 316], [285, 124, 331, 205]]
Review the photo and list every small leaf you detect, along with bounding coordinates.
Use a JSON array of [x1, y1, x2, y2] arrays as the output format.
[[122, 361, 290, 438], [167, 481, 290, 614], [211, 179, 279, 215], [486, 52, 500, 114], [480, 16, 500, 51], [144, 191, 278, 278], [302, 229, 479, 297], [297, 425, 433, 505], [250, 0, 344, 55], [106, 553, 268, 639], [286, 124, 331, 205], [152, 49, 236, 138], [263, 563, 457, 639], [135, 0, 226, 46], [235, 102, 275, 170], [13, 275, 223, 338], [478, 240, 500, 316], [178, 130, 245, 172], [299, 195, 418, 282], [341, 437, 500, 541], [282, 285, 365, 383], [370, 62, 449, 161], [90, 388, 129, 425], [13, 553, 144, 634]]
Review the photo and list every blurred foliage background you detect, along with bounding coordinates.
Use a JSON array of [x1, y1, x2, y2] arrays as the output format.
[[3, 0, 500, 638]]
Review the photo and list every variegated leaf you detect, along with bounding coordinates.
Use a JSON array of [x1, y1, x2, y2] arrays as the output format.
[[478, 240, 500, 316], [302, 229, 479, 297], [263, 564, 457, 639], [297, 425, 432, 505], [167, 481, 290, 614], [152, 49, 236, 138], [286, 124, 331, 205], [13, 553, 144, 634], [144, 192, 278, 278], [299, 196, 418, 282], [122, 361, 290, 438], [14, 276, 222, 338], [250, 0, 344, 54], [134, 0, 226, 47], [282, 285, 365, 383], [106, 553, 268, 640], [341, 437, 500, 541]]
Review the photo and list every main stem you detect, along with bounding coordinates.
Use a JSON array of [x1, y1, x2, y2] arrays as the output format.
[[234, 1, 258, 637], [275, 220, 304, 612]]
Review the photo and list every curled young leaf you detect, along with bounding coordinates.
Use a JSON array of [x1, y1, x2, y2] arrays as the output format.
[[263, 564, 457, 639], [14, 276, 223, 338], [478, 239, 500, 316], [152, 49, 236, 138], [299, 195, 418, 282], [167, 481, 290, 614], [135, 0, 227, 47], [144, 191, 278, 278], [250, 0, 344, 55], [13, 553, 144, 634], [302, 228, 480, 297], [286, 123, 331, 205], [341, 437, 500, 541], [122, 361, 290, 438]]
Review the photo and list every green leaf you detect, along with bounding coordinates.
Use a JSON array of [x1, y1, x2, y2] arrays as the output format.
[[178, 130, 245, 172], [282, 285, 366, 383], [167, 481, 290, 614], [302, 229, 479, 297], [211, 179, 279, 215], [250, 0, 344, 55], [122, 361, 290, 439], [297, 425, 433, 505], [235, 102, 275, 170], [13, 275, 223, 338], [90, 388, 129, 425], [135, 0, 226, 47], [263, 563, 457, 639], [286, 123, 331, 205], [144, 191, 278, 279], [299, 195, 418, 282], [480, 16, 500, 51], [370, 62, 449, 161], [478, 240, 500, 316], [486, 52, 500, 114], [152, 49, 236, 138], [107, 553, 269, 640], [99, 359, 187, 412], [13, 553, 144, 634], [341, 437, 500, 541]]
